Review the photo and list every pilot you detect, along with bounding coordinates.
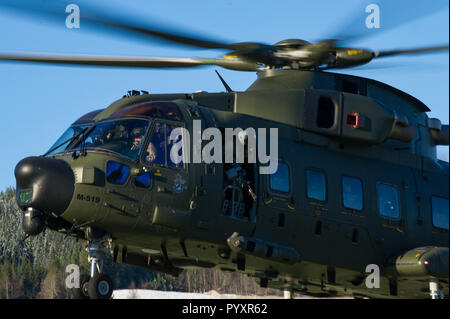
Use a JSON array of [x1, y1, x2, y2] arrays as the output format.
[[130, 126, 145, 151], [98, 123, 129, 154], [123, 125, 145, 160], [111, 123, 128, 141], [90, 126, 108, 147]]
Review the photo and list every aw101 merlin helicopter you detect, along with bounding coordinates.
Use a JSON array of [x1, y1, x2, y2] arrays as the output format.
[[0, 0, 449, 299]]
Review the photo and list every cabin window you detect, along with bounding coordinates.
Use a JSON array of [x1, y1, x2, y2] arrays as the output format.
[[377, 183, 400, 218], [269, 162, 290, 193], [431, 196, 449, 230], [306, 169, 326, 201], [316, 96, 335, 129], [342, 176, 363, 211], [144, 122, 184, 168]]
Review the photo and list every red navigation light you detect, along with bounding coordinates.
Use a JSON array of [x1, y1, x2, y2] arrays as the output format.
[[346, 113, 360, 128]]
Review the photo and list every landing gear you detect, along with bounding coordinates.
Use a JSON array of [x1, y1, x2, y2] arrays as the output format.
[[82, 236, 114, 299], [88, 273, 114, 299]]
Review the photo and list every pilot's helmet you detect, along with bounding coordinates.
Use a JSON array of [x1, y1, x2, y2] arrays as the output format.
[[115, 124, 127, 138], [132, 126, 145, 137]]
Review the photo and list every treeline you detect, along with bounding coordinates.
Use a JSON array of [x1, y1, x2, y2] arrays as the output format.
[[0, 188, 278, 298]]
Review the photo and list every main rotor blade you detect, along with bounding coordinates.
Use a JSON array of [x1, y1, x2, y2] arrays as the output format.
[[0, 0, 237, 50], [0, 52, 202, 68], [330, 0, 449, 44], [0, 52, 259, 71], [373, 45, 449, 58]]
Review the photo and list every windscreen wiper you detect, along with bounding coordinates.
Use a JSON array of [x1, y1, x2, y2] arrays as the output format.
[[68, 125, 97, 157]]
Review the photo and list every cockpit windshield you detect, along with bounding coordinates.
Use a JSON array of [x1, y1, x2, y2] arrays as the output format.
[[47, 118, 150, 161], [46, 124, 91, 156]]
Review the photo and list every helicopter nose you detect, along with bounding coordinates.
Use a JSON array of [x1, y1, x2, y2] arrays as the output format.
[[15, 156, 75, 216]]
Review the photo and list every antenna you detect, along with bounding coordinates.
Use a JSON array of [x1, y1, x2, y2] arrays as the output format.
[[215, 70, 233, 93]]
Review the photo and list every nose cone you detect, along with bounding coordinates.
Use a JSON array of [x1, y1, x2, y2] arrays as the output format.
[[15, 156, 75, 216]]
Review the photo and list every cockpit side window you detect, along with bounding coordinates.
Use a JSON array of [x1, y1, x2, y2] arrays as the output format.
[[166, 124, 183, 168], [146, 122, 166, 165], [144, 122, 184, 168]]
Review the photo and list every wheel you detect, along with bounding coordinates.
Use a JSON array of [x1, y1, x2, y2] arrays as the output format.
[[88, 273, 114, 299], [71, 274, 91, 299]]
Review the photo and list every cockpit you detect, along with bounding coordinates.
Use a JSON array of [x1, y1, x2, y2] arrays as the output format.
[[46, 101, 185, 164]]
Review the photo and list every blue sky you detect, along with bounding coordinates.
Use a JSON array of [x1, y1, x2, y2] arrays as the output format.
[[0, 0, 448, 191]]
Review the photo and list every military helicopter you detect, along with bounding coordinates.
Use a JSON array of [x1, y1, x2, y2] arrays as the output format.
[[0, 0, 448, 299]]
